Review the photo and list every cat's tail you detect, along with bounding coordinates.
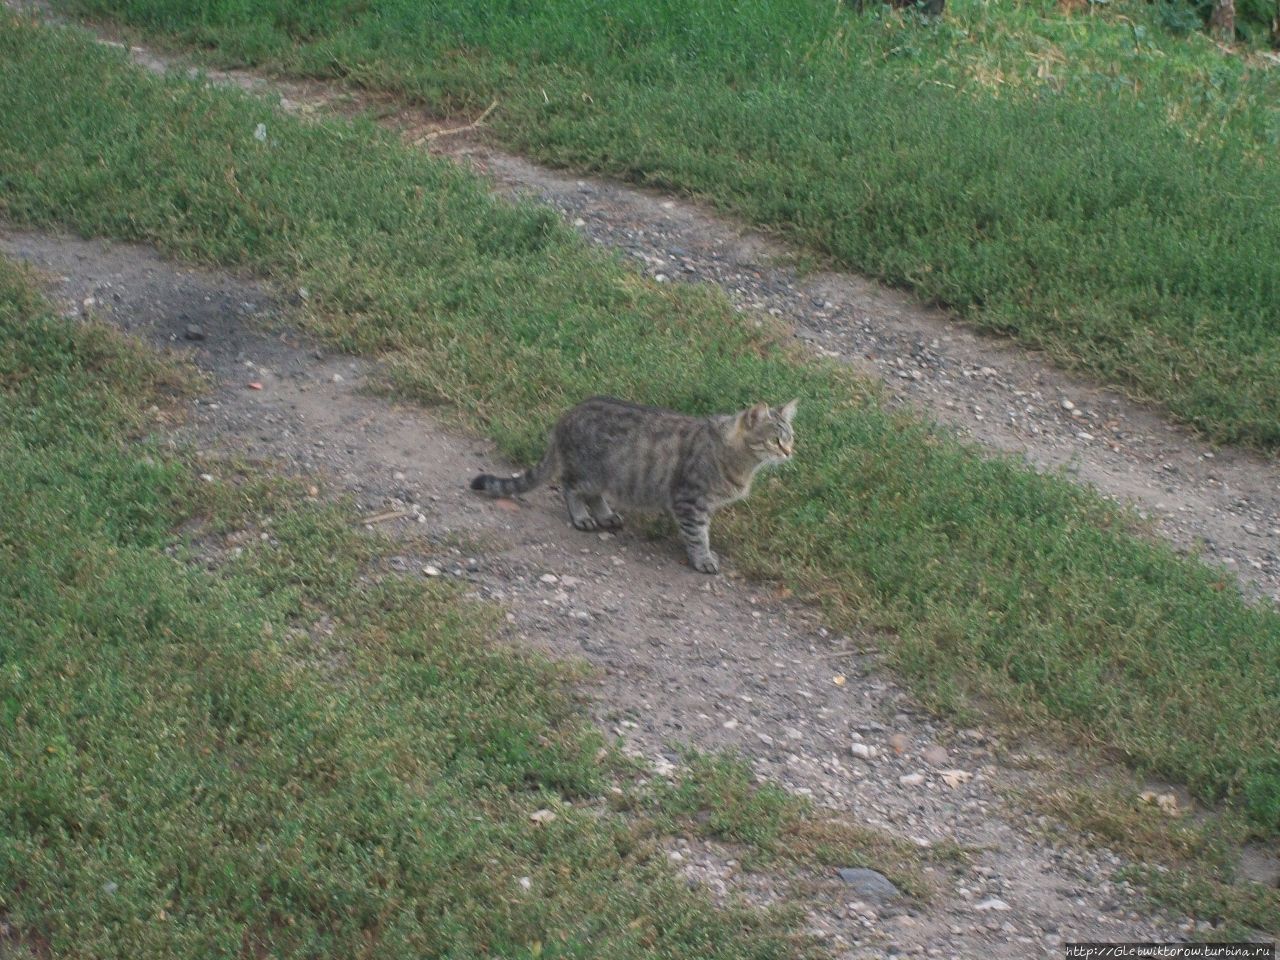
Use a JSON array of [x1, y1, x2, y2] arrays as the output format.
[[470, 446, 558, 498]]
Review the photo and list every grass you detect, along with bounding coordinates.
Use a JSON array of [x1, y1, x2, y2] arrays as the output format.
[[0, 256, 865, 957], [1, 11, 1279, 851], [56, 0, 1280, 448]]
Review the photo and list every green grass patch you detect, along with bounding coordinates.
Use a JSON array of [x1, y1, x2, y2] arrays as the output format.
[[56, 0, 1280, 447], [0, 258, 833, 957], [1, 16, 1278, 845]]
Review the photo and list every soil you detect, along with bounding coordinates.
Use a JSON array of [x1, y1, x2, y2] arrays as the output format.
[[3, 7, 1279, 955]]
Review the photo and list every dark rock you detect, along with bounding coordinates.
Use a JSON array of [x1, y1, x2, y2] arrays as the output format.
[[184, 324, 205, 341]]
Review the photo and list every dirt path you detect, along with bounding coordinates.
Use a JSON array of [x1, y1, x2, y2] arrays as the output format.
[[3, 226, 1213, 957]]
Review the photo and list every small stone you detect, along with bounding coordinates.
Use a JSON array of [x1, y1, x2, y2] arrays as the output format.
[[539, 573, 559, 584], [836, 868, 900, 902], [393, 471, 407, 481], [974, 898, 1011, 912], [331, 373, 344, 383], [1060, 398, 1075, 411], [199, 473, 215, 483], [101, 882, 118, 895], [899, 773, 926, 787], [518, 876, 532, 891], [922, 744, 948, 766], [423, 565, 442, 577], [850, 743, 877, 761], [529, 809, 556, 825], [183, 324, 205, 341], [306, 485, 319, 498]]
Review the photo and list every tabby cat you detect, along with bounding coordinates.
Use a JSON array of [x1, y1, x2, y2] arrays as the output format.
[[470, 396, 798, 573]]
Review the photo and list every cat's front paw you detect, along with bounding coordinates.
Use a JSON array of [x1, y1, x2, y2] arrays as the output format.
[[690, 552, 720, 574], [571, 516, 599, 531], [597, 513, 624, 531]]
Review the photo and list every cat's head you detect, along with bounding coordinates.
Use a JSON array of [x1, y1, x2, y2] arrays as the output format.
[[734, 399, 798, 464]]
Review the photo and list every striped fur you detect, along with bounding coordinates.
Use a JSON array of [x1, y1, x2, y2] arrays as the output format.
[[470, 396, 798, 573], [469, 446, 559, 498]]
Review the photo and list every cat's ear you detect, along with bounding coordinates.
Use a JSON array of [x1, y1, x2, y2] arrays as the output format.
[[777, 398, 799, 424], [742, 402, 770, 428]]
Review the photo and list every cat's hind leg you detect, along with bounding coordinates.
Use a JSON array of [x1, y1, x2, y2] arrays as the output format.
[[562, 484, 599, 531], [585, 494, 623, 531]]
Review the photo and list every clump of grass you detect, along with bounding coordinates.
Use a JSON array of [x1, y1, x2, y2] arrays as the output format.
[[0, 258, 818, 958], [0, 17, 1277, 840], [58, 0, 1280, 447], [1033, 784, 1241, 868]]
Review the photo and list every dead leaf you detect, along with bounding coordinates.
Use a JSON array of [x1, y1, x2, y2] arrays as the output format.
[[832, 675, 846, 687], [529, 808, 556, 825], [939, 769, 973, 788]]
